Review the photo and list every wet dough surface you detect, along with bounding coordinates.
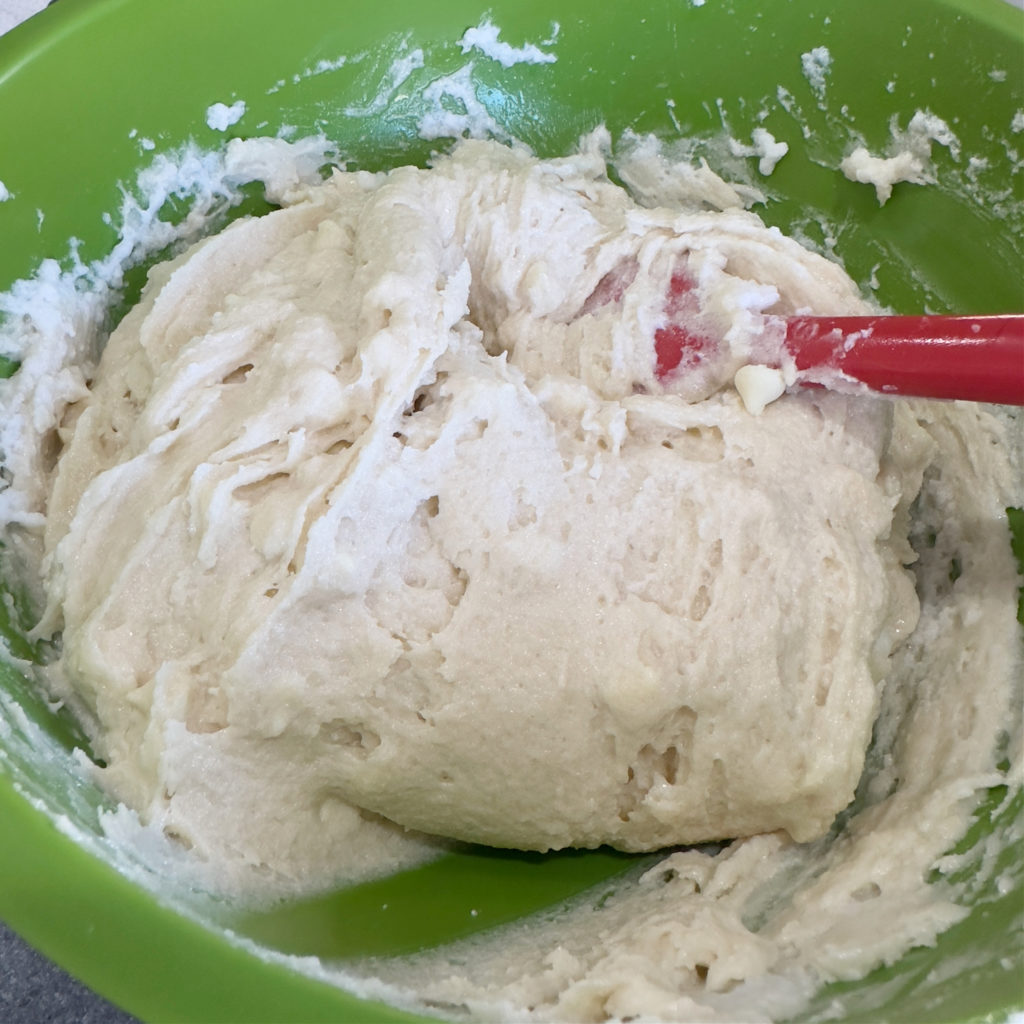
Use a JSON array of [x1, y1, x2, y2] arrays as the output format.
[[31, 140, 923, 883]]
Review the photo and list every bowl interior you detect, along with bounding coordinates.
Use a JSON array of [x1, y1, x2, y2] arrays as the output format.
[[0, 1, 1021, 1021]]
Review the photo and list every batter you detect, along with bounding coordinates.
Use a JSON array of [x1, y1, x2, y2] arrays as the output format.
[[0, 134, 1019, 1021], [24, 137, 909, 870]]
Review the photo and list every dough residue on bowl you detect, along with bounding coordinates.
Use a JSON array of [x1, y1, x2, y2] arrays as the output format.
[[840, 109, 960, 205]]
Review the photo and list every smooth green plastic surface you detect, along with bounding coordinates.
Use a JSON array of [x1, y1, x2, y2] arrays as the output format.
[[0, 1, 1021, 1022]]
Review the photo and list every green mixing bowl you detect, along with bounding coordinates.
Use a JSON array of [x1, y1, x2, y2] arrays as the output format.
[[0, 1, 1021, 1021]]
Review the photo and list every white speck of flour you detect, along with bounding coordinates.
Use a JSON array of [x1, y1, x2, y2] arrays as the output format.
[[840, 109, 960, 205], [728, 128, 789, 176], [458, 17, 558, 67], [205, 100, 247, 132], [416, 64, 504, 141], [344, 48, 426, 117], [801, 46, 833, 99]]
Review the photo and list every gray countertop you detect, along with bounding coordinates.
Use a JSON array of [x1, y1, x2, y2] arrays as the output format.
[[0, 922, 136, 1024]]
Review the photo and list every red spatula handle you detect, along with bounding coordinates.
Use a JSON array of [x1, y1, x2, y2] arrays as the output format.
[[785, 314, 1024, 404]]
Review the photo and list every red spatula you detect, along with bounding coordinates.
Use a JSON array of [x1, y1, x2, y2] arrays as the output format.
[[654, 274, 1024, 405]]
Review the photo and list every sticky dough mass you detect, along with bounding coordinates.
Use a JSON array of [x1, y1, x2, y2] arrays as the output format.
[[38, 139, 920, 880]]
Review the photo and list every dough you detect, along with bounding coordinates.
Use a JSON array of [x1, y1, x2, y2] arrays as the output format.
[[29, 138, 922, 882], [1, 133, 1019, 1024]]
